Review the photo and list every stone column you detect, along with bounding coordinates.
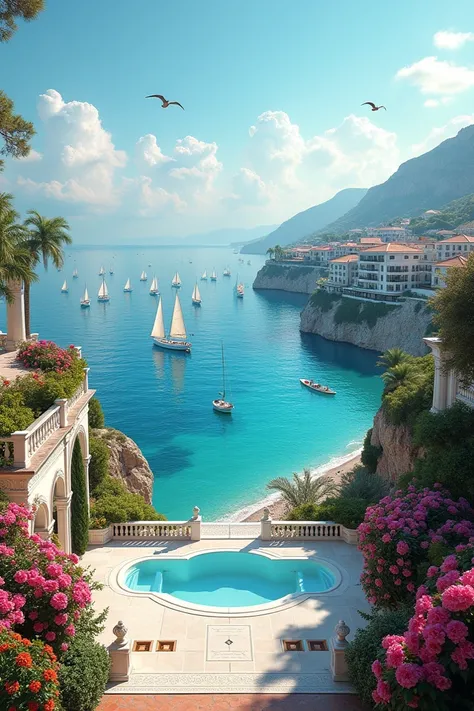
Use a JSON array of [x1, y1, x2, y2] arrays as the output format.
[[190, 506, 201, 541], [446, 370, 458, 408], [55, 494, 72, 554], [6, 281, 26, 351], [55, 399, 68, 428], [109, 621, 131, 682], [260, 507, 273, 541], [331, 620, 350, 682], [423, 337, 448, 412]]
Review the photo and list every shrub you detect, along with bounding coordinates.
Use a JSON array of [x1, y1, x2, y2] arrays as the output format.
[[59, 631, 110, 711], [287, 497, 368, 530], [0, 502, 98, 655], [346, 607, 412, 706], [361, 429, 382, 473], [339, 465, 390, 502], [71, 439, 89, 556], [0, 629, 61, 711], [372, 546, 474, 709], [382, 355, 434, 426], [17, 340, 79, 373], [309, 289, 340, 311], [334, 298, 397, 328], [88, 436, 109, 492], [0, 390, 35, 436], [90, 476, 165, 524], [358, 486, 474, 609], [88, 397, 105, 429]]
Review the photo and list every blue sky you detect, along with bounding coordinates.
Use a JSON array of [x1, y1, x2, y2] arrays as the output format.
[[2, 0, 474, 243]]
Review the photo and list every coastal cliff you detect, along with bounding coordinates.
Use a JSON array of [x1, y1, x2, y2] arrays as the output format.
[[93, 428, 154, 504], [370, 409, 421, 481], [300, 292, 433, 356], [253, 263, 328, 294]]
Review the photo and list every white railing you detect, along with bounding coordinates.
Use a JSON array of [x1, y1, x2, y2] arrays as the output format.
[[456, 384, 474, 409], [67, 381, 85, 411], [26, 405, 61, 459], [111, 521, 192, 540], [201, 522, 261, 539], [269, 521, 342, 540]]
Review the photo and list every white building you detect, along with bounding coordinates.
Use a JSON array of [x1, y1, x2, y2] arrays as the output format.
[[327, 254, 358, 292], [436, 234, 474, 262], [356, 243, 426, 294], [367, 226, 412, 242], [308, 245, 337, 264], [431, 254, 468, 288]]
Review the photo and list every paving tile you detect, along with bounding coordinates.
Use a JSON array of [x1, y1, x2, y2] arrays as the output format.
[[96, 693, 370, 710]]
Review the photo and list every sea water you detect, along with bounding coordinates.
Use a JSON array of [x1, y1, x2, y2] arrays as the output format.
[[1, 246, 383, 520]]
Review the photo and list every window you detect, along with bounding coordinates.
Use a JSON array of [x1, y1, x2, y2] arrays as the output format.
[[404, 255, 409, 259], [413, 255, 419, 259], [389, 256, 395, 260]]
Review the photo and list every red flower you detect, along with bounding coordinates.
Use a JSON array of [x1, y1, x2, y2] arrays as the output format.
[[29, 680, 42, 693], [43, 701, 55, 711], [15, 651, 33, 667], [0, 643, 11, 652], [27, 703, 39, 711], [43, 668, 58, 682], [5, 680, 20, 694]]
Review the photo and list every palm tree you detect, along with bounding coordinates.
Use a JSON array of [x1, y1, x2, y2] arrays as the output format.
[[0, 197, 37, 303], [273, 244, 284, 261], [381, 362, 421, 392], [22, 211, 72, 337], [377, 348, 410, 370], [267, 470, 338, 511], [266, 247, 275, 260]]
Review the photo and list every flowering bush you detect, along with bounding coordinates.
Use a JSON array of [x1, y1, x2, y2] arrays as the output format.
[[359, 485, 474, 608], [372, 546, 474, 710], [0, 502, 96, 655], [17, 341, 78, 375], [0, 628, 60, 711]]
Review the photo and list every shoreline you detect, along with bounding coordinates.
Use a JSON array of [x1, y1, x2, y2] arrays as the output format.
[[219, 447, 362, 523]]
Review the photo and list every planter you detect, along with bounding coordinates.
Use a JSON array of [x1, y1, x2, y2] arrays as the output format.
[[341, 526, 359, 545], [88, 525, 113, 545]]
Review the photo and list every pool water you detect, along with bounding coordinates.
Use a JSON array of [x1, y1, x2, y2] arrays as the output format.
[[123, 551, 337, 607]]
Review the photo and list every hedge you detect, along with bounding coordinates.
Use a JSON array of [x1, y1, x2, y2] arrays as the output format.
[[59, 631, 110, 711]]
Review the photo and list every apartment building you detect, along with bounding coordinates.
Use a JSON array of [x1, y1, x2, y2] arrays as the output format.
[[436, 234, 474, 261], [432, 255, 468, 288], [356, 243, 426, 294], [366, 226, 413, 242], [327, 254, 358, 291]]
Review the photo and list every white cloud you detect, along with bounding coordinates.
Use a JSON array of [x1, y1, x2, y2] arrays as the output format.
[[135, 134, 174, 168], [16, 149, 42, 163], [396, 56, 474, 95], [228, 168, 273, 206], [434, 30, 474, 50], [17, 89, 126, 208], [412, 114, 474, 156], [137, 177, 186, 216], [424, 97, 453, 108]]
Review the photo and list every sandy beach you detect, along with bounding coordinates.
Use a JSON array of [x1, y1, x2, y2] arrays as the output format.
[[239, 449, 362, 522]]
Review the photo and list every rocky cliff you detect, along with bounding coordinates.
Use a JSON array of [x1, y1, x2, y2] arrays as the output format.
[[253, 263, 328, 294], [93, 428, 154, 504], [300, 293, 433, 356], [370, 408, 421, 481]]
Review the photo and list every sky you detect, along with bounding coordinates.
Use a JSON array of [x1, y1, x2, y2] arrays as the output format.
[[2, 0, 474, 243]]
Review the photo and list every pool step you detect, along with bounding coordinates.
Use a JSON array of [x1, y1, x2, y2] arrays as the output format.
[[296, 571, 305, 593], [152, 571, 163, 593]]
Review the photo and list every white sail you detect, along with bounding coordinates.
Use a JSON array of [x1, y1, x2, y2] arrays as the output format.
[[151, 297, 165, 339], [169, 293, 186, 339], [82, 287, 89, 302], [201, 270, 207, 279], [172, 271, 181, 286], [61, 280, 68, 291], [124, 278, 131, 290], [140, 271, 147, 280], [73, 269, 78, 277], [98, 279, 108, 298], [211, 270, 217, 279], [192, 283, 201, 301], [150, 276, 158, 292], [99, 266, 105, 275]]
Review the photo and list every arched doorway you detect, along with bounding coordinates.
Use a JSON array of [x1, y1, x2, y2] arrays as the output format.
[[52, 474, 71, 553], [33, 501, 51, 541]]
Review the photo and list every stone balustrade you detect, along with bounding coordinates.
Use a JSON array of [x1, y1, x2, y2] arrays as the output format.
[[456, 383, 474, 408], [111, 521, 193, 540], [268, 521, 342, 540]]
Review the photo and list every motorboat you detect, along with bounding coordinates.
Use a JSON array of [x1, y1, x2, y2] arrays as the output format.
[[300, 379, 336, 395]]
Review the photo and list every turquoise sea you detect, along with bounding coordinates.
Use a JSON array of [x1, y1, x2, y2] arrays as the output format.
[[1, 246, 383, 520]]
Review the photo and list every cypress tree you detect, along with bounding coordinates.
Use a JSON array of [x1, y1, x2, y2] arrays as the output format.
[[71, 438, 89, 555]]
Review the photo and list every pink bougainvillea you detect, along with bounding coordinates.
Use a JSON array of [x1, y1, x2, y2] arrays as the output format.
[[17, 340, 78, 376], [358, 486, 474, 608], [372, 546, 474, 709]]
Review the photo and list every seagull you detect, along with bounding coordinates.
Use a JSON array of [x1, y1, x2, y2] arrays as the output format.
[[146, 94, 185, 110], [361, 102, 386, 112]]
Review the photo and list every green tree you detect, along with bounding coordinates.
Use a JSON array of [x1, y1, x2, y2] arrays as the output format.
[[88, 436, 109, 492], [71, 439, 89, 556], [273, 244, 284, 261], [266, 470, 338, 511], [381, 362, 420, 392], [88, 397, 105, 429], [1, 1, 45, 168], [22, 210, 72, 336], [377, 347, 410, 370], [432, 253, 474, 384], [0, 194, 37, 301]]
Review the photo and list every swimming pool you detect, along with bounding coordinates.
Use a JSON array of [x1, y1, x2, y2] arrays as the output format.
[[122, 551, 338, 608]]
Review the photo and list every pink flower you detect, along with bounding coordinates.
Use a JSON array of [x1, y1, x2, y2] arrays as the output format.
[[50, 592, 68, 610], [43, 579, 59, 593], [376, 679, 392, 703], [415, 595, 433, 615], [382, 635, 405, 650], [395, 663, 423, 689], [440, 555, 458, 573], [386, 643, 405, 668], [57, 573, 72, 589], [442, 584, 474, 612], [54, 613, 68, 626], [427, 566, 439, 578], [436, 570, 460, 593], [33, 621, 44, 633], [371, 659, 383, 679], [427, 607, 450, 626], [45, 631, 56, 641], [460, 569, 474, 587], [446, 620, 468, 644], [61, 642, 69, 652], [28, 610, 39, 621], [13, 570, 28, 584], [65, 624, 76, 636], [46, 563, 63, 578], [389, 565, 399, 575], [422, 624, 445, 646], [397, 541, 409, 556], [375, 578, 383, 588]]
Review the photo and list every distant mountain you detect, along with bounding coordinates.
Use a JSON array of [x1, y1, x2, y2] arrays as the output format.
[[240, 188, 367, 254], [180, 225, 277, 246], [319, 124, 474, 234]]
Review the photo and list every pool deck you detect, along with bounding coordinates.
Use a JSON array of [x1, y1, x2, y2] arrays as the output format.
[[83, 537, 369, 696]]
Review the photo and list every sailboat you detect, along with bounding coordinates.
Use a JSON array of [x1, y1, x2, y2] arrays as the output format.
[[80, 286, 90, 308], [200, 270, 207, 281], [72, 268, 78, 279], [149, 276, 159, 295], [192, 282, 201, 306], [97, 277, 110, 303], [99, 266, 105, 276], [61, 280, 68, 293], [109, 266, 114, 274], [123, 278, 132, 293], [213, 344, 234, 414], [150, 294, 191, 352], [140, 271, 147, 281], [210, 269, 217, 282], [235, 275, 244, 298], [171, 272, 181, 289], [223, 267, 231, 277]]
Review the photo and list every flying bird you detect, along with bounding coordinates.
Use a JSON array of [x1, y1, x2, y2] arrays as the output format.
[[146, 94, 185, 110], [361, 102, 386, 112]]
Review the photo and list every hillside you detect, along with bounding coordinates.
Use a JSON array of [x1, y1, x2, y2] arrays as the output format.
[[240, 188, 367, 254], [409, 192, 474, 235], [318, 124, 474, 234]]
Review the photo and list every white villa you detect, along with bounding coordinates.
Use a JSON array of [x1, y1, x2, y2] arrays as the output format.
[[355, 243, 426, 295], [431, 254, 468, 288], [327, 254, 358, 290], [0, 282, 93, 553], [436, 234, 474, 262], [366, 226, 413, 242]]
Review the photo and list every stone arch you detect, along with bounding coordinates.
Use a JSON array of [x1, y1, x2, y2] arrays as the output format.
[[33, 499, 51, 540], [51, 471, 70, 553]]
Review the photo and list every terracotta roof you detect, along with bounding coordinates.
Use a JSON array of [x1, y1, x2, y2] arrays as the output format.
[[340, 242, 359, 247], [330, 255, 358, 263], [310, 245, 331, 251], [360, 243, 423, 254], [435, 255, 469, 268], [360, 237, 383, 244], [437, 234, 474, 245]]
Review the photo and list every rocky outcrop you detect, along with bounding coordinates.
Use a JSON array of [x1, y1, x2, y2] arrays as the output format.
[[371, 408, 422, 481], [93, 428, 154, 503], [253, 263, 328, 294], [300, 294, 433, 356]]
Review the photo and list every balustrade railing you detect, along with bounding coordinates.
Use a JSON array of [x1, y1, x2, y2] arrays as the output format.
[[456, 384, 474, 408], [269, 521, 342, 540], [26, 405, 61, 459], [111, 521, 192, 539]]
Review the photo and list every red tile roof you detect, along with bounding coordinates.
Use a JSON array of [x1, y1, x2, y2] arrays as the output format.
[[435, 255, 469, 268], [438, 234, 474, 244], [360, 243, 423, 254], [330, 255, 359, 263], [360, 237, 383, 244]]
